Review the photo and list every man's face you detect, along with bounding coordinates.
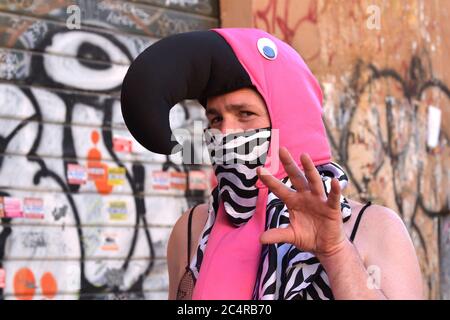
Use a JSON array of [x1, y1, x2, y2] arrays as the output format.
[[205, 88, 271, 133]]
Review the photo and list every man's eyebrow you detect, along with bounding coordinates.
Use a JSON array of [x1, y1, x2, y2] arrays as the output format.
[[206, 103, 252, 116], [205, 108, 219, 116], [226, 103, 250, 111]]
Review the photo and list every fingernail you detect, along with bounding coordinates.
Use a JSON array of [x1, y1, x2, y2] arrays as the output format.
[[301, 153, 310, 161]]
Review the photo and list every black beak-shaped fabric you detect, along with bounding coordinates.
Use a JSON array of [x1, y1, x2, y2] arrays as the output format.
[[120, 30, 252, 155]]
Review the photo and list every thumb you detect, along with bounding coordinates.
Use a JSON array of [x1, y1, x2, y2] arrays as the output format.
[[260, 226, 295, 245]]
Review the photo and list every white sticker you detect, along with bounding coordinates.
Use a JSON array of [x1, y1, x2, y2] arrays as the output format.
[[427, 105, 441, 149]]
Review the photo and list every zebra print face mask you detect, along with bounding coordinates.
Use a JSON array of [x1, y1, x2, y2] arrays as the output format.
[[204, 127, 271, 227]]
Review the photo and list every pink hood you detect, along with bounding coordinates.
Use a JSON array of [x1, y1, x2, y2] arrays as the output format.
[[192, 28, 331, 299]]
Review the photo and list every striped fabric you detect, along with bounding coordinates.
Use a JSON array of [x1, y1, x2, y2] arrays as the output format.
[[204, 127, 271, 226], [191, 128, 351, 299]]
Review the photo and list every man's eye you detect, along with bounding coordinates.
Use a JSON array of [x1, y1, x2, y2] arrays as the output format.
[[211, 116, 222, 124], [240, 111, 255, 117]]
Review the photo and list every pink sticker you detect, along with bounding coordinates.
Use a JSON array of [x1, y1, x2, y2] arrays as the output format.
[[0, 268, 5, 289], [4, 197, 23, 218], [113, 136, 133, 153], [23, 197, 44, 219], [189, 171, 207, 190], [151, 171, 170, 190], [67, 164, 87, 185]]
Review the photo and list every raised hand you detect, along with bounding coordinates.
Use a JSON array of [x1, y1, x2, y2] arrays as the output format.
[[257, 147, 349, 260]]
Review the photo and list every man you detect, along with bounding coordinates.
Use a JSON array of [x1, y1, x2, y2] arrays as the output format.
[[121, 28, 423, 300]]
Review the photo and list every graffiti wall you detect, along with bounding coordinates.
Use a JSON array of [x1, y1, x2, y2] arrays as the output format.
[[0, 0, 218, 300], [247, 0, 449, 299]]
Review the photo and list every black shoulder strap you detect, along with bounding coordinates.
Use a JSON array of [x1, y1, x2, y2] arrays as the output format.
[[186, 204, 200, 269], [350, 201, 372, 242]]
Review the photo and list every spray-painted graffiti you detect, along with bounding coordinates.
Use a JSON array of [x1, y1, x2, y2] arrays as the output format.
[[321, 53, 449, 298], [254, 0, 321, 63], [252, 0, 449, 299], [0, 1, 218, 300]]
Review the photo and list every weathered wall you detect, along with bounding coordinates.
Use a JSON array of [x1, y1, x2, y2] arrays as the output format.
[[0, 0, 218, 300], [1, 0, 448, 300], [221, 0, 449, 299]]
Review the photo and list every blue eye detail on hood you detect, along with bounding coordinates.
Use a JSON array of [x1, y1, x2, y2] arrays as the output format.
[[263, 46, 275, 59], [257, 37, 277, 60]]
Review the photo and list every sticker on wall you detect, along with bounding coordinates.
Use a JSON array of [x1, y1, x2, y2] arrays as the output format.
[[113, 136, 133, 153], [87, 163, 107, 181], [4, 197, 23, 218], [427, 105, 441, 149], [151, 171, 170, 190], [108, 201, 128, 221], [107, 167, 126, 186], [189, 171, 207, 190], [101, 232, 119, 251], [170, 171, 187, 190], [23, 197, 45, 219], [0, 196, 4, 218], [67, 164, 87, 185], [0, 268, 5, 289]]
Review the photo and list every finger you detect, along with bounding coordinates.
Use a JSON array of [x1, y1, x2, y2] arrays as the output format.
[[257, 167, 295, 202], [260, 226, 295, 245], [326, 177, 341, 210], [279, 147, 309, 192], [300, 153, 326, 198]]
